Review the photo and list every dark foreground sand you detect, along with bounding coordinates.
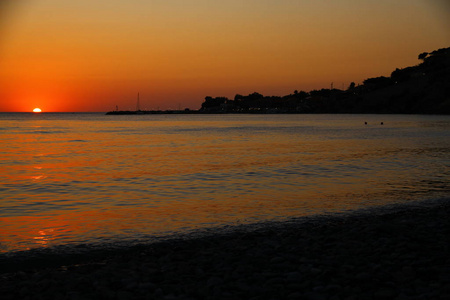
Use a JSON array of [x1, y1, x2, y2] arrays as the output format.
[[1, 200, 449, 300]]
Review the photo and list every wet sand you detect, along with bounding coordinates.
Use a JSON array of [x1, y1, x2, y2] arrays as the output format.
[[1, 200, 449, 299]]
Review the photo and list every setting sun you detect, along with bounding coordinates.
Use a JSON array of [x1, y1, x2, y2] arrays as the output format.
[[33, 108, 42, 113]]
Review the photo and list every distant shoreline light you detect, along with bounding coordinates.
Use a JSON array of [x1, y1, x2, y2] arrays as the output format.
[[33, 108, 42, 113]]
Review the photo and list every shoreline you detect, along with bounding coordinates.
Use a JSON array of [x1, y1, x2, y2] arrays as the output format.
[[1, 199, 449, 299], [104, 110, 450, 115]]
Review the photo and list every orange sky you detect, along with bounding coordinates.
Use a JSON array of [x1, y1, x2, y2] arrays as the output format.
[[0, 0, 449, 112]]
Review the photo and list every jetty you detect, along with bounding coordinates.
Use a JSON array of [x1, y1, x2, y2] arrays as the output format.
[[106, 93, 195, 115]]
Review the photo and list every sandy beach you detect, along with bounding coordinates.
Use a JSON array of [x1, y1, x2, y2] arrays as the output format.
[[1, 200, 449, 300]]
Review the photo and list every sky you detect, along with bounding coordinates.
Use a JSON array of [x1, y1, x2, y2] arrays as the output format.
[[0, 0, 449, 112]]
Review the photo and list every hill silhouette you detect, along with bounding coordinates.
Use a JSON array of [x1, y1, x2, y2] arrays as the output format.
[[200, 47, 450, 114]]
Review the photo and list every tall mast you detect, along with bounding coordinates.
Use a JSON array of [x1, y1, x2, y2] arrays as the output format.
[[136, 93, 140, 111]]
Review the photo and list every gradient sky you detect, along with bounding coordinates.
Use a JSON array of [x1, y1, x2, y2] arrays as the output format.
[[0, 0, 449, 112]]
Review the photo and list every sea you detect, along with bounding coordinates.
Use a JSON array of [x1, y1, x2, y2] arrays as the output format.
[[0, 113, 449, 254]]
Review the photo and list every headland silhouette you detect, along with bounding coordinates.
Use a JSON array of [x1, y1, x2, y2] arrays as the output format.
[[107, 47, 450, 115]]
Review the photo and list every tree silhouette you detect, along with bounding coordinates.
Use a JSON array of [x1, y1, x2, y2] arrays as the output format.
[[418, 52, 428, 61]]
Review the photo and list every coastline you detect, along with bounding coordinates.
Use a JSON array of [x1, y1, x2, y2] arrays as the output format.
[[1, 199, 449, 299]]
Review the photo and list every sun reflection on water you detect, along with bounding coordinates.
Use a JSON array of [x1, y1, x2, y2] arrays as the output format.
[[33, 229, 55, 246], [30, 175, 48, 181]]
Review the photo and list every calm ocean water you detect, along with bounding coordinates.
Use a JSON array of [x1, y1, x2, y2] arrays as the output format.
[[0, 113, 449, 253]]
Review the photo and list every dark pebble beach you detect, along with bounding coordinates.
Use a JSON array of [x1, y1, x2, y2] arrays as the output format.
[[1, 200, 449, 300]]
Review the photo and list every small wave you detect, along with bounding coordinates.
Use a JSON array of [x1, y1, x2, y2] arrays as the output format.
[[27, 130, 67, 134]]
